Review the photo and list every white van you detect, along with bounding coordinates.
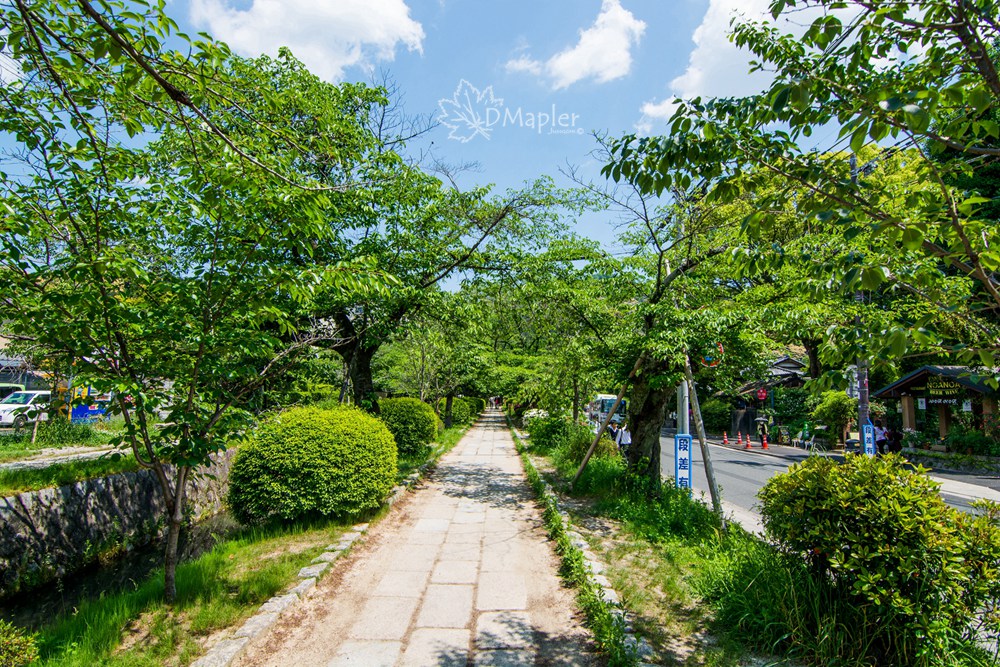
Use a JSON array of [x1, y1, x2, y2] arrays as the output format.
[[0, 390, 50, 429]]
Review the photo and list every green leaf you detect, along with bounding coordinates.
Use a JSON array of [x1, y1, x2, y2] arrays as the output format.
[[901, 227, 923, 250], [902, 104, 930, 134], [771, 86, 791, 112]]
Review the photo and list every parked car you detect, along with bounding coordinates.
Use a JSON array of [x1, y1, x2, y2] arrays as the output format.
[[0, 390, 50, 430], [0, 383, 25, 401]]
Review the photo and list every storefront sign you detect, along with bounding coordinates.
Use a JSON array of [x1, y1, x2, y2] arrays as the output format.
[[918, 398, 927, 409], [963, 399, 973, 412], [926, 377, 962, 405], [675, 434, 692, 492]]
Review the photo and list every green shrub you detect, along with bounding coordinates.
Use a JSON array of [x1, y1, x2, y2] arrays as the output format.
[[554, 422, 618, 466], [810, 390, 857, 442], [699, 398, 731, 433], [525, 415, 572, 453], [33, 417, 98, 446], [944, 422, 1000, 456], [0, 620, 37, 667], [757, 454, 1000, 666], [378, 398, 437, 456], [467, 396, 486, 416], [437, 397, 471, 425], [228, 406, 397, 525], [521, 408, 549, 430], [772, 387, 813, 425]]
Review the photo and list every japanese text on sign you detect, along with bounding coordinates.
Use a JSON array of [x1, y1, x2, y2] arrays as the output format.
[[863, 424, 876, 457], [675, 434, 692, 492]]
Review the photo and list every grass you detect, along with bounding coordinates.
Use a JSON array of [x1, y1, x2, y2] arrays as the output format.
[[0, 417, 127, 463], [12, 417, 469, 666], [511, 428, 637, 667], [33, 518, 353, 666], [0, 453, 141, 496], [516, 416, 1000, 667]]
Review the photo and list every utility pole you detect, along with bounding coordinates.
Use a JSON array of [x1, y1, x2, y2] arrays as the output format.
[[851, 154, 870, 431], [684, 354, 725, 527], [677, 381, 689, 434]]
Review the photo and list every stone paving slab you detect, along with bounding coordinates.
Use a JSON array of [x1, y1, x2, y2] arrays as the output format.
[[349, 597, 420, 640], [415, 584, 474, 628], [232, 411, 598, 667], [476, 611, 533, 649], [400, 628, 469, 666], [327, 640, 401, 667]]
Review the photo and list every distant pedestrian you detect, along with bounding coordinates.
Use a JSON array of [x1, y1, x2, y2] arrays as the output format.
[[757, 419, 769, 446], [874, 419, 888, 455], [615, 423, 632, 453], [887, 426, 903, 454]]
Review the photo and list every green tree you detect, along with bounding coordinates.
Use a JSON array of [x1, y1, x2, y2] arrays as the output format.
[[811, 391, 858, 443], [0, 3, 388, 602], [604, 0, 1000, 380]]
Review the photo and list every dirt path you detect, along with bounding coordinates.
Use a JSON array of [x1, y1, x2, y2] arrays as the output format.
[[234, 410, 598, 666], [0, 445, 114, 471]]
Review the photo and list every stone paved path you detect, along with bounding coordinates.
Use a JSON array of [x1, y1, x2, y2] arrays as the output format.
[[234, 410, 597, 667]]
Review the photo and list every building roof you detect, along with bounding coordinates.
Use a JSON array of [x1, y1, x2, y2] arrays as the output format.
[[772, 355, 807, 370], [872, 365, 998, 399]]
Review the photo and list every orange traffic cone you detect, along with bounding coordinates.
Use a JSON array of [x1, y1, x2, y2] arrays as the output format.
[[736, 431, 742, 446], [762, 433, 769, 450], [723, 431, 729, 445]]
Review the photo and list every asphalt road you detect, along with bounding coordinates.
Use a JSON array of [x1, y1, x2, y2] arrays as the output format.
[[659, 432, 1000, 524]]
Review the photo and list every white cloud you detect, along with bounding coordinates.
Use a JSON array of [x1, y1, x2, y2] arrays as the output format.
[[505, 55, 542, 76], [506, 0, 645, 90], [668, 0, 773, 101], [637, 0, 860, 132], [189, 0, 424, 81]]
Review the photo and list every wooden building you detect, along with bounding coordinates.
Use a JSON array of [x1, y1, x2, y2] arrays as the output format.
[[871, 366, 998, 438]]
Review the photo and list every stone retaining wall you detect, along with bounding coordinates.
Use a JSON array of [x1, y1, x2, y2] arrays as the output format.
[[0, 449, 236, 598]]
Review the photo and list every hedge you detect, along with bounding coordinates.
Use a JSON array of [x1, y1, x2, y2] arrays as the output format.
[[378, 397, 438, 456], [228, 405, 397, 525]]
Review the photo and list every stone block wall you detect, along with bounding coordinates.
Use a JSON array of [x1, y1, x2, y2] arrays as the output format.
[[0, 449, 236, 598]]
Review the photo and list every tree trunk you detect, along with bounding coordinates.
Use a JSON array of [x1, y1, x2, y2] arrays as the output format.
[[338, 358, 351, 404], [803, 338, 822, 379], [163, 465, 189, 604], [444, 393, 454, 428], [350, 346, 379, 413], [572, 376, 580, 423], [626, 358, 673, 485]]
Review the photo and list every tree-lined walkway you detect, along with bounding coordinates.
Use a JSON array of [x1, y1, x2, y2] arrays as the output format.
[[234, 410, 596, 666]]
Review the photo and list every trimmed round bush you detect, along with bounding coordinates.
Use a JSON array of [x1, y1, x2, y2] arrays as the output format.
[[438, 397, 471, 425], [467, 396, 486, 416], [228, 406, 397, 525], [379, 397, 437, 456], [0, 620, 37, 667], [699, 398, 731, 434], [556, 425, 618, 465]]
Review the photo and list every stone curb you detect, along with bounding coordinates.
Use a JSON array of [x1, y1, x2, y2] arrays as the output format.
[[189, 432, 459, 667], [190, 521, 369, 667], [532, 465, 655, 664]]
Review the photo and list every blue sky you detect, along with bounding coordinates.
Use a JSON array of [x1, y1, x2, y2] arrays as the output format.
[[174, 0, 788, 247]]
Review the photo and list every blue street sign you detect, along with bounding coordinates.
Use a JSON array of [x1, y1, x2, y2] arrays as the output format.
[[863, 424, 876, 457], [675, 434, 692, 491]]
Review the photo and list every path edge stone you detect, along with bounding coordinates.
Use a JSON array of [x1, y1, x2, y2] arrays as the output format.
[[510, 423, 655, 667], [189, 422, 474, 667]]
